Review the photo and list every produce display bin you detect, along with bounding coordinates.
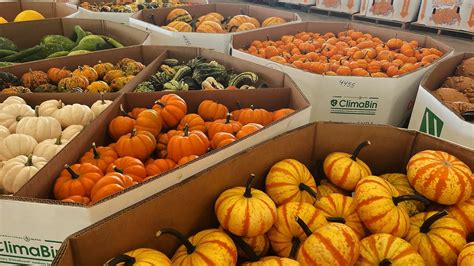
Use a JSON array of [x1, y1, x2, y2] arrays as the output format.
[[409, 53, 474, 149], [313, 0, 361, 14], [53, 122, 474, 265], [0, 0, 77, 22], [358, 0, 422, 22], [0, 81, 310, 264], [416, 0, 474, 33], [65, 0, 208, 25], [130, 3, 301, 54], [231, 21, 453, 125]]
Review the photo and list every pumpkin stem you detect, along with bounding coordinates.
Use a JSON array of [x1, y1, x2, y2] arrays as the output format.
[[64, 164, 80, 179], [157, 228, 195, 254], [244, 174, 256, 198], [379, 258, 392, 266], [289, 237, 300, 259], [91, 142, 100, 159], [227, 231, 260, 262], [183, 124, 189, 137], [113, 166, 124, 174], [420, 210, 449, 233], [130, 128, 137, 138], [154, 100, 165, 109], [25, 154, 33, 166], [55, 134, 63, 145], [326, 217, 346, 224], [100, 92, 106, 104], [298, 183, 318, 199], [105, 254, 136, 266], [350, 140, 371, 161], [225, 113, 231, 124], [250, 104, 255, 110], [34, 106, 40, 117], [294, 216, 312, 237], [119, 104, 128, 116], [392, 194, 430, 206]]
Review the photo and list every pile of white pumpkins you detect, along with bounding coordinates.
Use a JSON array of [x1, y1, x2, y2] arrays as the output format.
[[0, 95, 112, 194]]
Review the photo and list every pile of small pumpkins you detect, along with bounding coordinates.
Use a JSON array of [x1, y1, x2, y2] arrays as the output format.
[[0, 58, 144, 93], [162, 8, 287, 33], [0, 95, 111, 194], [240, 29, 445, 77], [53, 93, 295, 205], [105, 143, 474, 266]]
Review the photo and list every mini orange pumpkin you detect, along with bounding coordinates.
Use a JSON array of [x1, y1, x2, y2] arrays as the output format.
[[79, 142, 118, 173], [115, 129, 156, 161], [238, 105, 273, 126], [211, 132, 236, 149], [134, 109, 163, 137], [167, 125, 210, 163], [197, 100, 229, 121], [177, 113, 206, 133], [106, 156, 147, 183], [145, 158, 176, 177], [207, 113, 242, 139], [153, 94, 187, 129], [236, 123, 263, 139], [53, 163, 103, 200], [90, 172, 136, 204]]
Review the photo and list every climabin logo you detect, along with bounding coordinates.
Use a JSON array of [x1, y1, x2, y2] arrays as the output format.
[[0, 236, 60, 264], [330, 96, 378, 115], [330, 99, 338, 107]]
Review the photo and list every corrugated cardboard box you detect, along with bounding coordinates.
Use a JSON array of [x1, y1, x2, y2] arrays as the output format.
[[0, 0, 77, 23], [416, 0, 474, 33], [0, 69, 310, 264], [52, 122, 474, 265], [231, 21, 453, 125], [314, 0, 361, 14], [360, 0, 422, 22], [409, 53, 474, 149], [130, 3, 301, 54]]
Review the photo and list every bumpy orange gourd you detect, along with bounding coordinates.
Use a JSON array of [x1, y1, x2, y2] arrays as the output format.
[[167, 125, 209, 163], [53, 163, 103, 200], [47, 67, 71, 85], [79, 142, 118, 173], [106, 156, 147, 183], [115, 129, 156, 161], [72, 65, 98, 83]]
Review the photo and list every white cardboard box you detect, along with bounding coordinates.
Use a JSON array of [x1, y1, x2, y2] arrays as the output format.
[[416, 0, 474, 33], [314, 0, 361, 14], [409, 53, 474, 149], [360, 0, 422, 22], [231, 22, 453, 125], [130, 3, 301, 54]]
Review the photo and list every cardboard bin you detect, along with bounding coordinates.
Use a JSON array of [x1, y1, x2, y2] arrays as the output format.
[[0, 0, 77, 23], [409, 53, 474, 149], [358, 0, 422, 22], [231, 21, 453, 125], [313, 0, 361, 14], [0, 45, 163, 92], [416, 0, 474, 33], [130, 3, 301, 54], [0, 84, 310, 264], [53, 122, 474, 266]]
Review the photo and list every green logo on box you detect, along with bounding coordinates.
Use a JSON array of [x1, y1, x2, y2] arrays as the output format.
[[330, 99, 338, 107], [420, 108, 444, 137]]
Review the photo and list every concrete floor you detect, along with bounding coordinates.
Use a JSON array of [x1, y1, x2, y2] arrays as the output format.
[[210, 0, 474, 53]]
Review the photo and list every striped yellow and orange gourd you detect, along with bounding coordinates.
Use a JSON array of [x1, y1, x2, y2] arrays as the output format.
[[458, 242, 474, 266], [448, 197, 474, 239], [262, 17, 287, 27], [236, 233, 270, 260], [380, 173, 425, 216], [243, 256, 301, 266]]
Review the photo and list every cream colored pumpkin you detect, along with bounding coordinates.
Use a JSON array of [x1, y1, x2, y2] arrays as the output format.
[[0, 125, 10, 140], [0, 104, 35, 132], [53, 104, 95, 128], [62, 125, 83, 141], [0, 96, 26, 110], [0, 155, 47, 193], [38, 99, 64, 117], [90, 97, 112, 117], [16, 107, 61, 142], [33, 135, 69, 161], [0, 134, 37, 161]]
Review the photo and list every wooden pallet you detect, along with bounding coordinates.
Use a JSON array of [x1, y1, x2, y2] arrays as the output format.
[[352, 14, 410, 29], [409, 22, 474, 41], [309, 6, 355, 19]]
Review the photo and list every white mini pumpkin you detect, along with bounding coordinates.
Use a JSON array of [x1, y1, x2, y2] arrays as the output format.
[[62, 125, 84, 141], [0, 96, 26, 111], [0, 104, 35, 132], [0, 134, 37, 161], [53, 104, 95, 128], [90, 96, 112, 117], [0, 125, 10, 140], [33, 135, 69, 161], [38, 99, 64, 117], [0, 155, 47, 193], [16, 107, 62, 142]]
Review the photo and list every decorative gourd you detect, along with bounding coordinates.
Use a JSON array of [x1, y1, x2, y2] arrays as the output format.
[[166, 21, 192, 32], [79, 142, 118, 173], [354, 176, 430, 237], [458, 243, 474, 266], [33, 135, 69, 161], [208, 113, 242, 139], [198, 100, 229, 121], [21, 69, 49, 89], [1, 86, 31, 94], [266, 159, 318, 206], [53, 163, 103, 200], [145, 158, 176, 177], [232, 233, 270, 260], [153, 94, 187, 128], [273, 108, 295, 121], [356, 233, 424, 265], [236, 22, 257, 32], [0, 134, 37, 161], [197, 14, 222, 27], [295, 220, 360, 266], [317, 178, 347, 197], [323, 140, 372, 191], [167, 125, 209, 163], [62, 195, 90, 205], [227, 15, 260, 31], [0, 155, 47, 193], [407, 150, 472, 205], [87, 81, 111, 93], [90, 172, 136, 204], [176, 155, 198, 166], [267, 202, 327, 258], [207, 12, 224, 22], [93, 61, 115, 79], [110, 75, 134, 91], [107, 156, 147, 183], [0, 72, 20, 90], [177, 113, 206, 133], [105, 248, 171, 266], [33, 82, 58, 92], [58, 75, 89, 91], [192, 61, 227, 84], [405, 210, 466, 265], [73, 66, 98, 83], [315, 193, 367, 239], [90, 95, 112, 117], [166, 8, 192, 24], [38, 99, 64, 117], [197, 21, 225, 33], [103, 70, 125, 84], [380, 173, 424, 216], [215, 174, 277, 237], [16, 107, 61, 142], [262, 17, 286, 27], [238, 105, 273, 126], [211, 132, 236, 149], [236, 123, 263, 139], [448, 197, 474, 239], [157, 228, 237, 266], [62, 125, 83, 141], [53, 104, 95, 128], [134, 109, 162, 137], [46, 67, 70, 85], [0, 125, 10, 139], [108, 105, 135, 141], [115, 129, 156, 161], [121, 60, 145, 76], [0, 103, 35, 132]]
